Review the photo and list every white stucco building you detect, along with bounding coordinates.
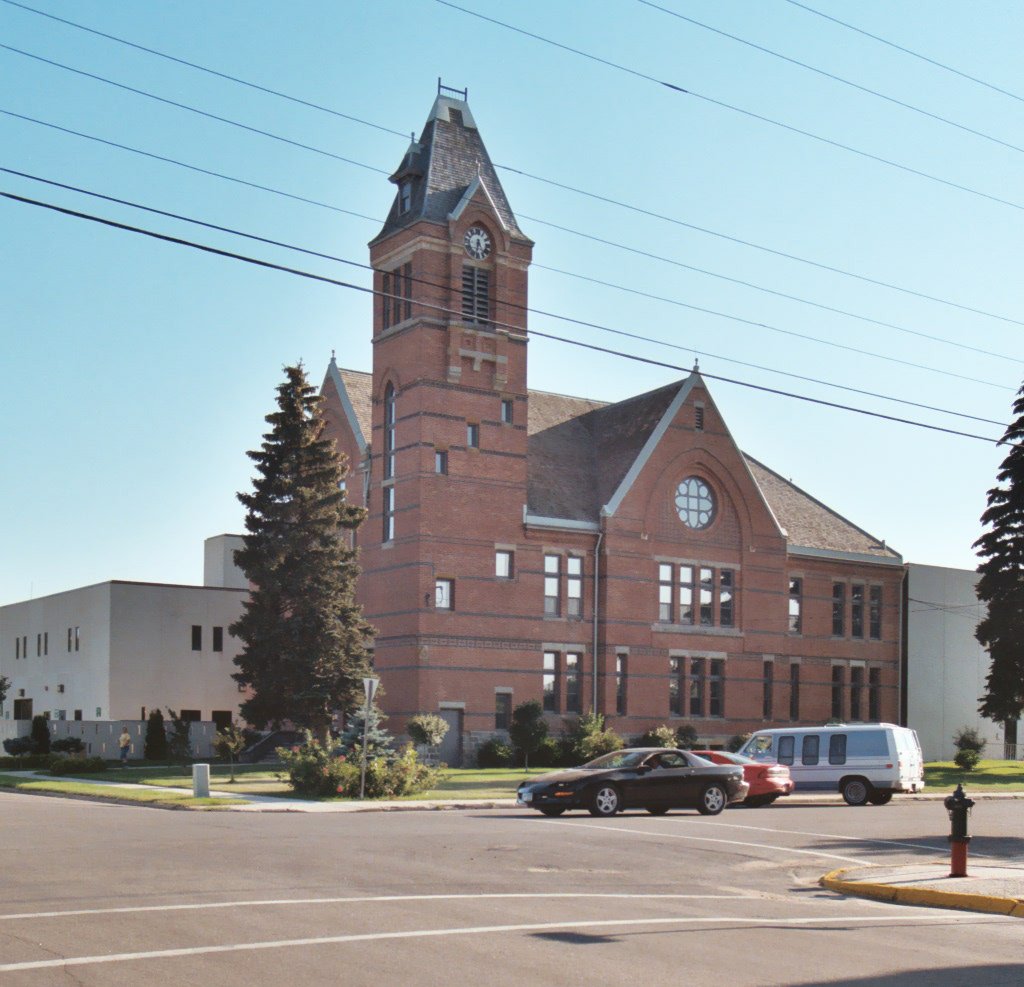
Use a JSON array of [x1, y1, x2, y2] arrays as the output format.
[[0, 536, 248, 730], [905, 562, 1017, 762]]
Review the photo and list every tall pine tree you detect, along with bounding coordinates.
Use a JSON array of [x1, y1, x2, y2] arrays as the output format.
[[231, 364, 374, 744], [975, 383, 1024, 722]]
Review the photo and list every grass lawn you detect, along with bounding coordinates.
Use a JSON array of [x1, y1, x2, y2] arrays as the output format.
[[0, 773, 248, 808], [923, 760, 1024, 792]]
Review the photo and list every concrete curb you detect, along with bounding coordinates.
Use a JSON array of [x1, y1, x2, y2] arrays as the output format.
[[820, 867, 1024, 918]]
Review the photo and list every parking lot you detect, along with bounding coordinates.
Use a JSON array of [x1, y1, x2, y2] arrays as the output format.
[[2, 791, 1022, 985]]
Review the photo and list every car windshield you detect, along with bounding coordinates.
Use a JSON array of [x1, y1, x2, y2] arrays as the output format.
[[583, 750, 649, 770]]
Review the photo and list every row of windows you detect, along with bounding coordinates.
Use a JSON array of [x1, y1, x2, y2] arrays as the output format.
[[191, 626, 226, 653], [13, 627, 80, 659], [790, 579, 883, 639], [763, 661, 881, 722], [657, 563, 734, 628], [775, 731, 882, 767]]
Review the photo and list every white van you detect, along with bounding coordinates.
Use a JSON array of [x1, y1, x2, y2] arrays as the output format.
[[739, 724, 924, 805]]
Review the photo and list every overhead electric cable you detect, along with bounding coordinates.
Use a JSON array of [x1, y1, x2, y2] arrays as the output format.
[[5, 106, 1022, 362], [783, 0, 1024, 106], [0, 188, 1009, 447], [2, 162, 1011, 395], [1, 31, 1021, 332], [435, 0, 1024, 214], [636, 0, 1024, 155]]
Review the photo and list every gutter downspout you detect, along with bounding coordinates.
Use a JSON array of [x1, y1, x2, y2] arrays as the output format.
[[592, 530, 604, 714]]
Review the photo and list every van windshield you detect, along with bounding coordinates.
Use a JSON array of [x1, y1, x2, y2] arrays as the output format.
[[743, 735, 774, 759]]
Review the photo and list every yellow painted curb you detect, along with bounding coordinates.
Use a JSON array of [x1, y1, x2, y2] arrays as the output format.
[[821, 868, 1024, 918]]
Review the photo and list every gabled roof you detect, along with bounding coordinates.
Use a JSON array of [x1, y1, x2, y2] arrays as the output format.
[[372, 95, 528, 244], [323, 367, 900, 562]]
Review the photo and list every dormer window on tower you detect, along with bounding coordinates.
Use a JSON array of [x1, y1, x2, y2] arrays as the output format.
[[399, 180, 412, 215]]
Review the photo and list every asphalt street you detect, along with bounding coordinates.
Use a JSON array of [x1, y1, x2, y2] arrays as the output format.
[[1, 792, 1022, 985]]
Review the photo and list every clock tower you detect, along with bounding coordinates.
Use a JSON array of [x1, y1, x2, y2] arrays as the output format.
[[361, 86, 534, 722]]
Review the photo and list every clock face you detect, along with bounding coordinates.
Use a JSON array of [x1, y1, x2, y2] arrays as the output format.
[[464, 225, 492, 260], [675, 477, 715, 529]]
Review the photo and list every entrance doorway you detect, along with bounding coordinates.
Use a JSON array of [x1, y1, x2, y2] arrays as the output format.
[[437, 707, 464, 767]]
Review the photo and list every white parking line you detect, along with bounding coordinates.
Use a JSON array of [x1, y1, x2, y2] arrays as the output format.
[[546, 819, 870, 865], [0, 892, 752, 922], [0, 912, 988, 973]]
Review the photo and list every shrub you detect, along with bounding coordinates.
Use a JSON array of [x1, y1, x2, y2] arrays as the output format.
[[953, 726, 986, 756], [407, 714, 449, 751], [726, 733, 751, 753], [561, 711, 625, 765], [338, 745, 440, 799], [954, 749, 982, 771], [51, 737, 86, 755], [49, 756, 106, 775], [278, 734, 351, 798], [144, 709, 169, 761], [475, 738, 514, 768], [674, 724, 699, 749], [529, 736, 562, 768], [31, 715, 51, 755], [3, 736, 37, 758], [636, 725, 677, 748], [0, 752, 52, 769], [509, 700, 549, 768], [166, 709, 194, 764]]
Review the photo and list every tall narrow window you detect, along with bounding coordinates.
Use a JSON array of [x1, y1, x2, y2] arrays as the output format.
[[565, 653, 581, 713], [500, 398, 514, 424], [679, 566, 694, 625], [212, 627, 224, 653], [36, 633, 41, 657], [616, 654, 628, 715], [399, 179, 412, 214], [789, 663, 800, 721], [658, 564, 673, 622], [699, 568, 714, 626], [15, 637, 20, 660], [709, 659, 725, 717], [851, 584, 865, 638], [567, 557, 583, 618], [850, 666, 864, 721], [383, 383, 396, 480], [466, 422, 480, 448], [789, 577, 802, 633], [832, 583, 845, 636], [435, 449, 448, 474], [542, 651, 558, 712], [689, 657, 705, 717], [669, 657, 683, 715], [461, 265, 490, 324], [495, 692, 512, 731], [43, 632, 48, 655], [382, 269, 391, 329], [543, 555, 561, 616], [868, 667, 881, 720], [762, 660, 773, 719], [719, 570, 734, 627], [191, 625, 202, 651], [831, 666, 846, 720], [382, 485, 395, 542], [496, 550, 513, 579], [869, 586, 882, 640], [74, 627, 79, 652], [435, 579, 454, 610], [695, 404, 705, 431], [67, 628, 72, 652]]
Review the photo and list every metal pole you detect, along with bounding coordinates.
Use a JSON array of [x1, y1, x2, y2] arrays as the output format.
[[359, 701, 369, 800]]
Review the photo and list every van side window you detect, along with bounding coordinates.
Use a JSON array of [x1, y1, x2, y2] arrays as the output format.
[[829, 734, 847, 764], [802, 735, 820, 765], [778, 736, 795, 765], [846, 730, 888, 757]]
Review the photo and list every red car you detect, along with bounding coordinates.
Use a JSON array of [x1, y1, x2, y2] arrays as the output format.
[[691, 750, 793, 807]]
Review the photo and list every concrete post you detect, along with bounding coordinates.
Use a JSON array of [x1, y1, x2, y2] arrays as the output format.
[[192, 763, 210, 798]]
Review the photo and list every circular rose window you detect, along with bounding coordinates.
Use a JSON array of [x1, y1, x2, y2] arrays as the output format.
[[675, 477, 715, 529]]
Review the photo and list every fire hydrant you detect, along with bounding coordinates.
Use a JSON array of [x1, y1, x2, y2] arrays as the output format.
[[944, 784, 975, 877]]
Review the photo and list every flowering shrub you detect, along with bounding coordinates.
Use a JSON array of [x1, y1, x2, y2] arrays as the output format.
[[334, 744, 441, 799], [277, 734, 351, 798]]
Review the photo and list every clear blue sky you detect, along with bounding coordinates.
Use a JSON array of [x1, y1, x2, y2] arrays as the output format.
[[1, 0, 1021, 605]]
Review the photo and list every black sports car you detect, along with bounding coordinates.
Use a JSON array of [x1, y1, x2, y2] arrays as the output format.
[[516, 748, 749, 817]]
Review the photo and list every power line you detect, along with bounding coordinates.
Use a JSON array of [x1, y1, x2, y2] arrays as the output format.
[[0, 187, 1010, 446], [783, 0, 1024, 106], [435, 0, 1024, 214], [2, 22, 1022, 333], [637, 0, 1024, 155], [2, 159, 1011, 396], [5, 106, 1021, 371]]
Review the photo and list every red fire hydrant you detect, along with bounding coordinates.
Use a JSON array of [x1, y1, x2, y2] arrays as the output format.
[[944, 784, 974, 877]]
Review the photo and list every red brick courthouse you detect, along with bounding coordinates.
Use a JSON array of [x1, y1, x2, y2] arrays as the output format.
[[321, 91, 904, 765]]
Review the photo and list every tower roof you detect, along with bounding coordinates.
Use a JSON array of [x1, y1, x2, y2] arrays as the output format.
[[371, 94, 530, 244]]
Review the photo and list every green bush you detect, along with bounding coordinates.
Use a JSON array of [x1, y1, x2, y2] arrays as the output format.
[[726, 733, 751, 753], [2, 737, 37, 758], [509, 700, 549, 768], [561, 711, 625, 765], [49, 756, 106, 775], [475, 738, 514, 768], [0, 752, 52, 770], [278, 734, 351, 798], [407, 713, 449, 750], [530, 736, 562, 768], [51, 737, 86, 754], [674, 724, 699, 749], [636, 725, 678, 748], [954, 748, 982, 771], [31, 715, 51, 755]]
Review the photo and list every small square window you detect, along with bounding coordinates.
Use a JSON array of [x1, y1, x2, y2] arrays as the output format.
[[500, 398, 514, 424], [467, 422, 480, 448], [435, 449, 448, 475], [435, 578, 454, 610], [496, 550, 513, 579]]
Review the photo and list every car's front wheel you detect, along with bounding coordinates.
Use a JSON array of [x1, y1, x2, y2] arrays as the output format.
[[539, 806, 566, 817], [841, 778, 871, 806], [588, 784, 621, 817], [697, 783, 727, 816]]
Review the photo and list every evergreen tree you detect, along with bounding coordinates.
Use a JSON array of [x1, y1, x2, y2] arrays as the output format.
[[144, 709, 168, 761], [975, 384, 1024, 722], [30, 714, 50, 755], [231, 364, 374, 744], [166, 709, 194, 764], [337, 705, 394, 759]]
